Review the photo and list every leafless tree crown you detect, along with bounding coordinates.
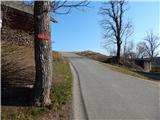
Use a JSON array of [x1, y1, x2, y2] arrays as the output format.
[[143, 30, 160, 60], [51, 1, 89, 14], [99, 0, 133, 61], [23, 1, 89, 22]]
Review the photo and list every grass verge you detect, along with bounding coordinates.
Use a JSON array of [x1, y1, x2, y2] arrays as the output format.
[[104, 63, 148, 79], [101, 63, 160, 81], [76, 51, 159, 81]]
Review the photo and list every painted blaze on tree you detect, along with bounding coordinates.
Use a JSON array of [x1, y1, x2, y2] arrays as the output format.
[[34, 1, 52, 106], [33, 0, 89, 106]]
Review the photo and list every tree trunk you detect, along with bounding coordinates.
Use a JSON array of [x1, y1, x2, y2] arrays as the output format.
[[33, 1, 52, 106], [116, 42, 121, 63]]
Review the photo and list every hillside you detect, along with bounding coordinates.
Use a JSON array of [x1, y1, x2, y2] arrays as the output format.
[[76, 50, 110, 62], [76, 50, 160, 81]]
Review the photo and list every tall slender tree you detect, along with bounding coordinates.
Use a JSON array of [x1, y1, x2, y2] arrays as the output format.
[[99, 0, 132, 63]]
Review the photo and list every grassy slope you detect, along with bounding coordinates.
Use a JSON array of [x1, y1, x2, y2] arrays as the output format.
[[76, 50, 110, 62], [76, 51, 160, 81], [1, 42, 72, 120], [103, 63, 160, 81]]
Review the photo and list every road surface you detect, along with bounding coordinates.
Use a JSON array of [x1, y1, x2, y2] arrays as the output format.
[[62, 52, 160, 120]]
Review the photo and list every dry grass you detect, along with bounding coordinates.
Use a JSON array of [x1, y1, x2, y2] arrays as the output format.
[[1, 42, 72, 120], [77, 50, 160, 81], [101, 63, 160, 81], [151, 64, 160, 73], [104, 63, 148, 79], [1, 41, 35, 86], [76, 50, 109, 62]]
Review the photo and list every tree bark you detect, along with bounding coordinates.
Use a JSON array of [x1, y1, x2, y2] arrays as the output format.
[[33, 1, 52, 106], [116, 42, 121, 63]]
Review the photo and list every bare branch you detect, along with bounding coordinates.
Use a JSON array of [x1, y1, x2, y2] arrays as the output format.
[[136, 42, 148, 59], [51, 1, 90, 15], [99, 0, 133, 62], [143, 30, 160, 60]]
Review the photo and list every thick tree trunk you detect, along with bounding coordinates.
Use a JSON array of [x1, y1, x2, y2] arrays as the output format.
[[33, 1, 52, 106]]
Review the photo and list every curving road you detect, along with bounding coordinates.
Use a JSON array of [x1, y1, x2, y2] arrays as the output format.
[[62, 52, 160, 120]]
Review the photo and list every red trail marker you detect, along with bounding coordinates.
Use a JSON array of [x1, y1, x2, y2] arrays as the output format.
[[37, 34, 49, 41]]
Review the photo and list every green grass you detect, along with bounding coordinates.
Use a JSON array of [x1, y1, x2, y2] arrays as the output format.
[[51, 76, 72, 108], [29, 107, 48, 118], [51, 56, 72, 108]]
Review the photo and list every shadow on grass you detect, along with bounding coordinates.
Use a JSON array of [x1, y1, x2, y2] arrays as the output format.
[[1, 86, 33, 106], [1, 66, 35, 106], [1, 43, 36, 107], [1, 57, 35, 106], [135, 71, 160, 81], [1, 66, 34, 106]]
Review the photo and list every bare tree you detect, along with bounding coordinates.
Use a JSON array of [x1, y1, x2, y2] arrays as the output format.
[[123, 21, 134, 59], [33, 1, 89, 106], [136, 42, 148, 59], [99, 0, 133, 63], [124, 40, 135, 60], [143, 30, 160, 61], [109, 48, 117, 56], [50, 1, 89, 15]]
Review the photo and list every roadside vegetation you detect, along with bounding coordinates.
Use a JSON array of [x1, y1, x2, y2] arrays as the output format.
[[104, 64, 160, 81], [151, 64, 160, 73], [1, 42, 72, 120], [77, 51, 160, 81]]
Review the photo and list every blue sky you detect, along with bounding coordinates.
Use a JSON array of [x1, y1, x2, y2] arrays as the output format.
[[51, 1, 160, 55]]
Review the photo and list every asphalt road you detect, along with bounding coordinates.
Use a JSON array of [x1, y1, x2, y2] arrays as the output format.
[[62, 52, 160, 120]]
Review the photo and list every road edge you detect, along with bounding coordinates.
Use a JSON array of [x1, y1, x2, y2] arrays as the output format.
[[69, 62, 89, 120]]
